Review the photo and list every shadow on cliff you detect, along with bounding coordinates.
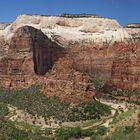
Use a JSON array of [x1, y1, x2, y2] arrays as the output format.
[[9, 26, 66, 75]]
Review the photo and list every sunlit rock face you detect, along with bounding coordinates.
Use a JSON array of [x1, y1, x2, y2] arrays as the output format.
[[9, 26, 65, 75], [109, 24, 140, 90], [0, 25, 95, 103], [1, 14, 140, 101], [110, 41, 140, 90], [0, 14, 131, 84], [0, 14, 130, 44], [0, 23, 11, 30], [125, 23, 140, 40]]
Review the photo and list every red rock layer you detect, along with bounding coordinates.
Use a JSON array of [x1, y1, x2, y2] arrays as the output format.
[[111, 41, 140, 90], [0, 26, 95, 103], [1, 25, 140, 102]]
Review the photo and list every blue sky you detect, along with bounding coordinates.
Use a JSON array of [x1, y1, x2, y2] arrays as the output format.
[[0, 0, 139, 25]]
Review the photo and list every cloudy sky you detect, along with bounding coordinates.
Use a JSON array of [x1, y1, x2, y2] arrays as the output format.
[[0, 0, 139, 25]]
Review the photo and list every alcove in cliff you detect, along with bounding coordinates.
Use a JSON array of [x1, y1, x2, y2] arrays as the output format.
[[9, 26, 65, 75]]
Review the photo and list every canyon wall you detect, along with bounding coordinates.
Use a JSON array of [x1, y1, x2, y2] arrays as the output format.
[[0, 25, 95, 103], [110, 24, 140, 90], [0, 15, 140, 101]]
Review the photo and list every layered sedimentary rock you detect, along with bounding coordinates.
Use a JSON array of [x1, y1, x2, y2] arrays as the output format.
[[0, 14, 140, 100], [125, 24, 140, 40], [110, 24, 140, 90], [0, 25, 95, 102], [110, 41, 140, 90], [126, 23, 140, 28]]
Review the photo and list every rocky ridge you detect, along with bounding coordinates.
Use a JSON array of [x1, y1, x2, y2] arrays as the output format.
[[125, 24, 140, 40], [0, 14, 130, 44]]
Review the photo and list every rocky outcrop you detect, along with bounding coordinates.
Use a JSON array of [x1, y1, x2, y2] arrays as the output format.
[[0, 14, 130, 45], [0, 25, 95, 103], [9, 26, 66, 75], [0, 25, 66, 85], [60, 13, 102, 18], [125, 23, 140, 41], [0, 23, 11, 30], [42, 56, 95, 103], [0, 14, 140, 101], [126, 24, 140, 28], [110, 24, 140, 90], [0, 15, 131, 81]]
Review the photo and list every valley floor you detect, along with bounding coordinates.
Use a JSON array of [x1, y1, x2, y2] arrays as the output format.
[[0, 86, 140, 140]]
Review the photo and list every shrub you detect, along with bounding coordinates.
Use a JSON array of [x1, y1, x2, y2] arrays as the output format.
[[0, 103, 9, 116], [124, 125, 134, 134], [55, 127, 81, 140], [93, 80, 103, 90], [96, 126, 107, 136]]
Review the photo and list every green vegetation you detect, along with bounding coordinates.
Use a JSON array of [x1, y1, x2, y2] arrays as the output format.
[[55, 126, 107, 140], [0, 85, 111, 122], [0, 85, 70, 122], [82, 119, 99, 127], [104, 126, 140, 140], [55, 127, 81, 140], [0, 85, 115, 139], [93, 80, 103, 90], [0, 119, 46, 140], [105, 89, 140, 99], [14, 121, 42, 132], [67, 100, 111, 122], [0, 102, 9, 116], [111, 108, 136, 124], [99, 88, 140, 105]]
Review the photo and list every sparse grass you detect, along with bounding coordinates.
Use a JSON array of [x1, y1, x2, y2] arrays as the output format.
[[0, 119, 46, 140], [82, 119, 99, 127], [55, 126, 107, 140], [111, 108, 136, 124], [104, 126, 140, 140], [14, 121, 42, 132]]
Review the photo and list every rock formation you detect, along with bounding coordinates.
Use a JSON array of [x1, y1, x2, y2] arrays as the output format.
[[0, 14, 140, 101], [0, 24, 95, 103], [126, 23, 140, 28], [110, 24, 140, 90], [0, 23, 11, 30], [125, 23, 140, 40], [110, 41, 140, 90]]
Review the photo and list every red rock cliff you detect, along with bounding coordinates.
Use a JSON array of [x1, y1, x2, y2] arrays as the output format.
[[0, 25, 95, 103]]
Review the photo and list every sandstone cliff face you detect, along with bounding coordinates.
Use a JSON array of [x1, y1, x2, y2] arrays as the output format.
[[0, 14, 140, 101], [109, 24, 140, 90], [9, 26, 66, 75], [0, 15, 131, 84], [68, 41, 130, 82], [0, 14, 130, 44], [110, 41, 140, 90], [125, 24, 140, 40], [0, 25, 95, 103]]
